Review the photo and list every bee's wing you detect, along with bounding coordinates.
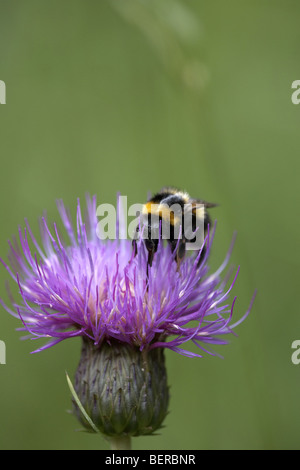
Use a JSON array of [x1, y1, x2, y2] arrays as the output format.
[[190, 199, 218, 209]]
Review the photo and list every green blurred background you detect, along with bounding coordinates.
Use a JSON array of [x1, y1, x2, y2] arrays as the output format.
[[0, 0, 299, 450]]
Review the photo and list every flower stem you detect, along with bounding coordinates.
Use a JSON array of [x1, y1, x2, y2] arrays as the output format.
[[109, 435, 131, 450]]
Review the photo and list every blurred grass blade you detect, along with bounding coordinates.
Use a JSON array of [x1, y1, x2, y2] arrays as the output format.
[[110, 0, 209, 92], [65, 371, 100, 433]]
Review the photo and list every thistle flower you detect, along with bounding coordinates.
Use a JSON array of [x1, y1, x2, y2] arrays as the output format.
[[0, 195, 254, 448]]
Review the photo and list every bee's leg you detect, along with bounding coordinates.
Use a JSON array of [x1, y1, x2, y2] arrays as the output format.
[[147, 248, 155, 267], [169, 239, 186, 272], [187, 228, 207, 267], [195, 217, 211, 267], [132, 225, 140, 257], [145, 239, 157, 280], [176, 239, 186, 271], [196, 226, 209, 266], [132, 239, 138, 257], [197, 246, 206, 266], [146, 249, 154, 279]]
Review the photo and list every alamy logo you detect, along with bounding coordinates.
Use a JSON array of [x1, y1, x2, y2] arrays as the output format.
[[0, 80, 6, 104], [0, 340, 6, 364], [291, 80, 300, 105], [291, 340, 300, 365], [96, 196, 206, 251]]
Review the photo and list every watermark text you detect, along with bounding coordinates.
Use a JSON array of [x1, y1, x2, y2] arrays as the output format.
[[0, 340, 6, 364], [291, 340, 300, 365], [96, 196, 205, 250], [0, 80, 6, 104], [291, 80, 300, 104]]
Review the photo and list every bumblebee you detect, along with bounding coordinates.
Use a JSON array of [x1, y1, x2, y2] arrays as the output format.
[[133, 187, 217, 269]]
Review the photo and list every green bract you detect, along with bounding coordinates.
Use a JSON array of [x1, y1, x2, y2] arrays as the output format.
[[73, 338, 169, 437]]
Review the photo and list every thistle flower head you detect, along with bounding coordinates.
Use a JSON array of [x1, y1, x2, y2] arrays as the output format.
[[0, 194, 255, 438], [0, 194, 253, 357]]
